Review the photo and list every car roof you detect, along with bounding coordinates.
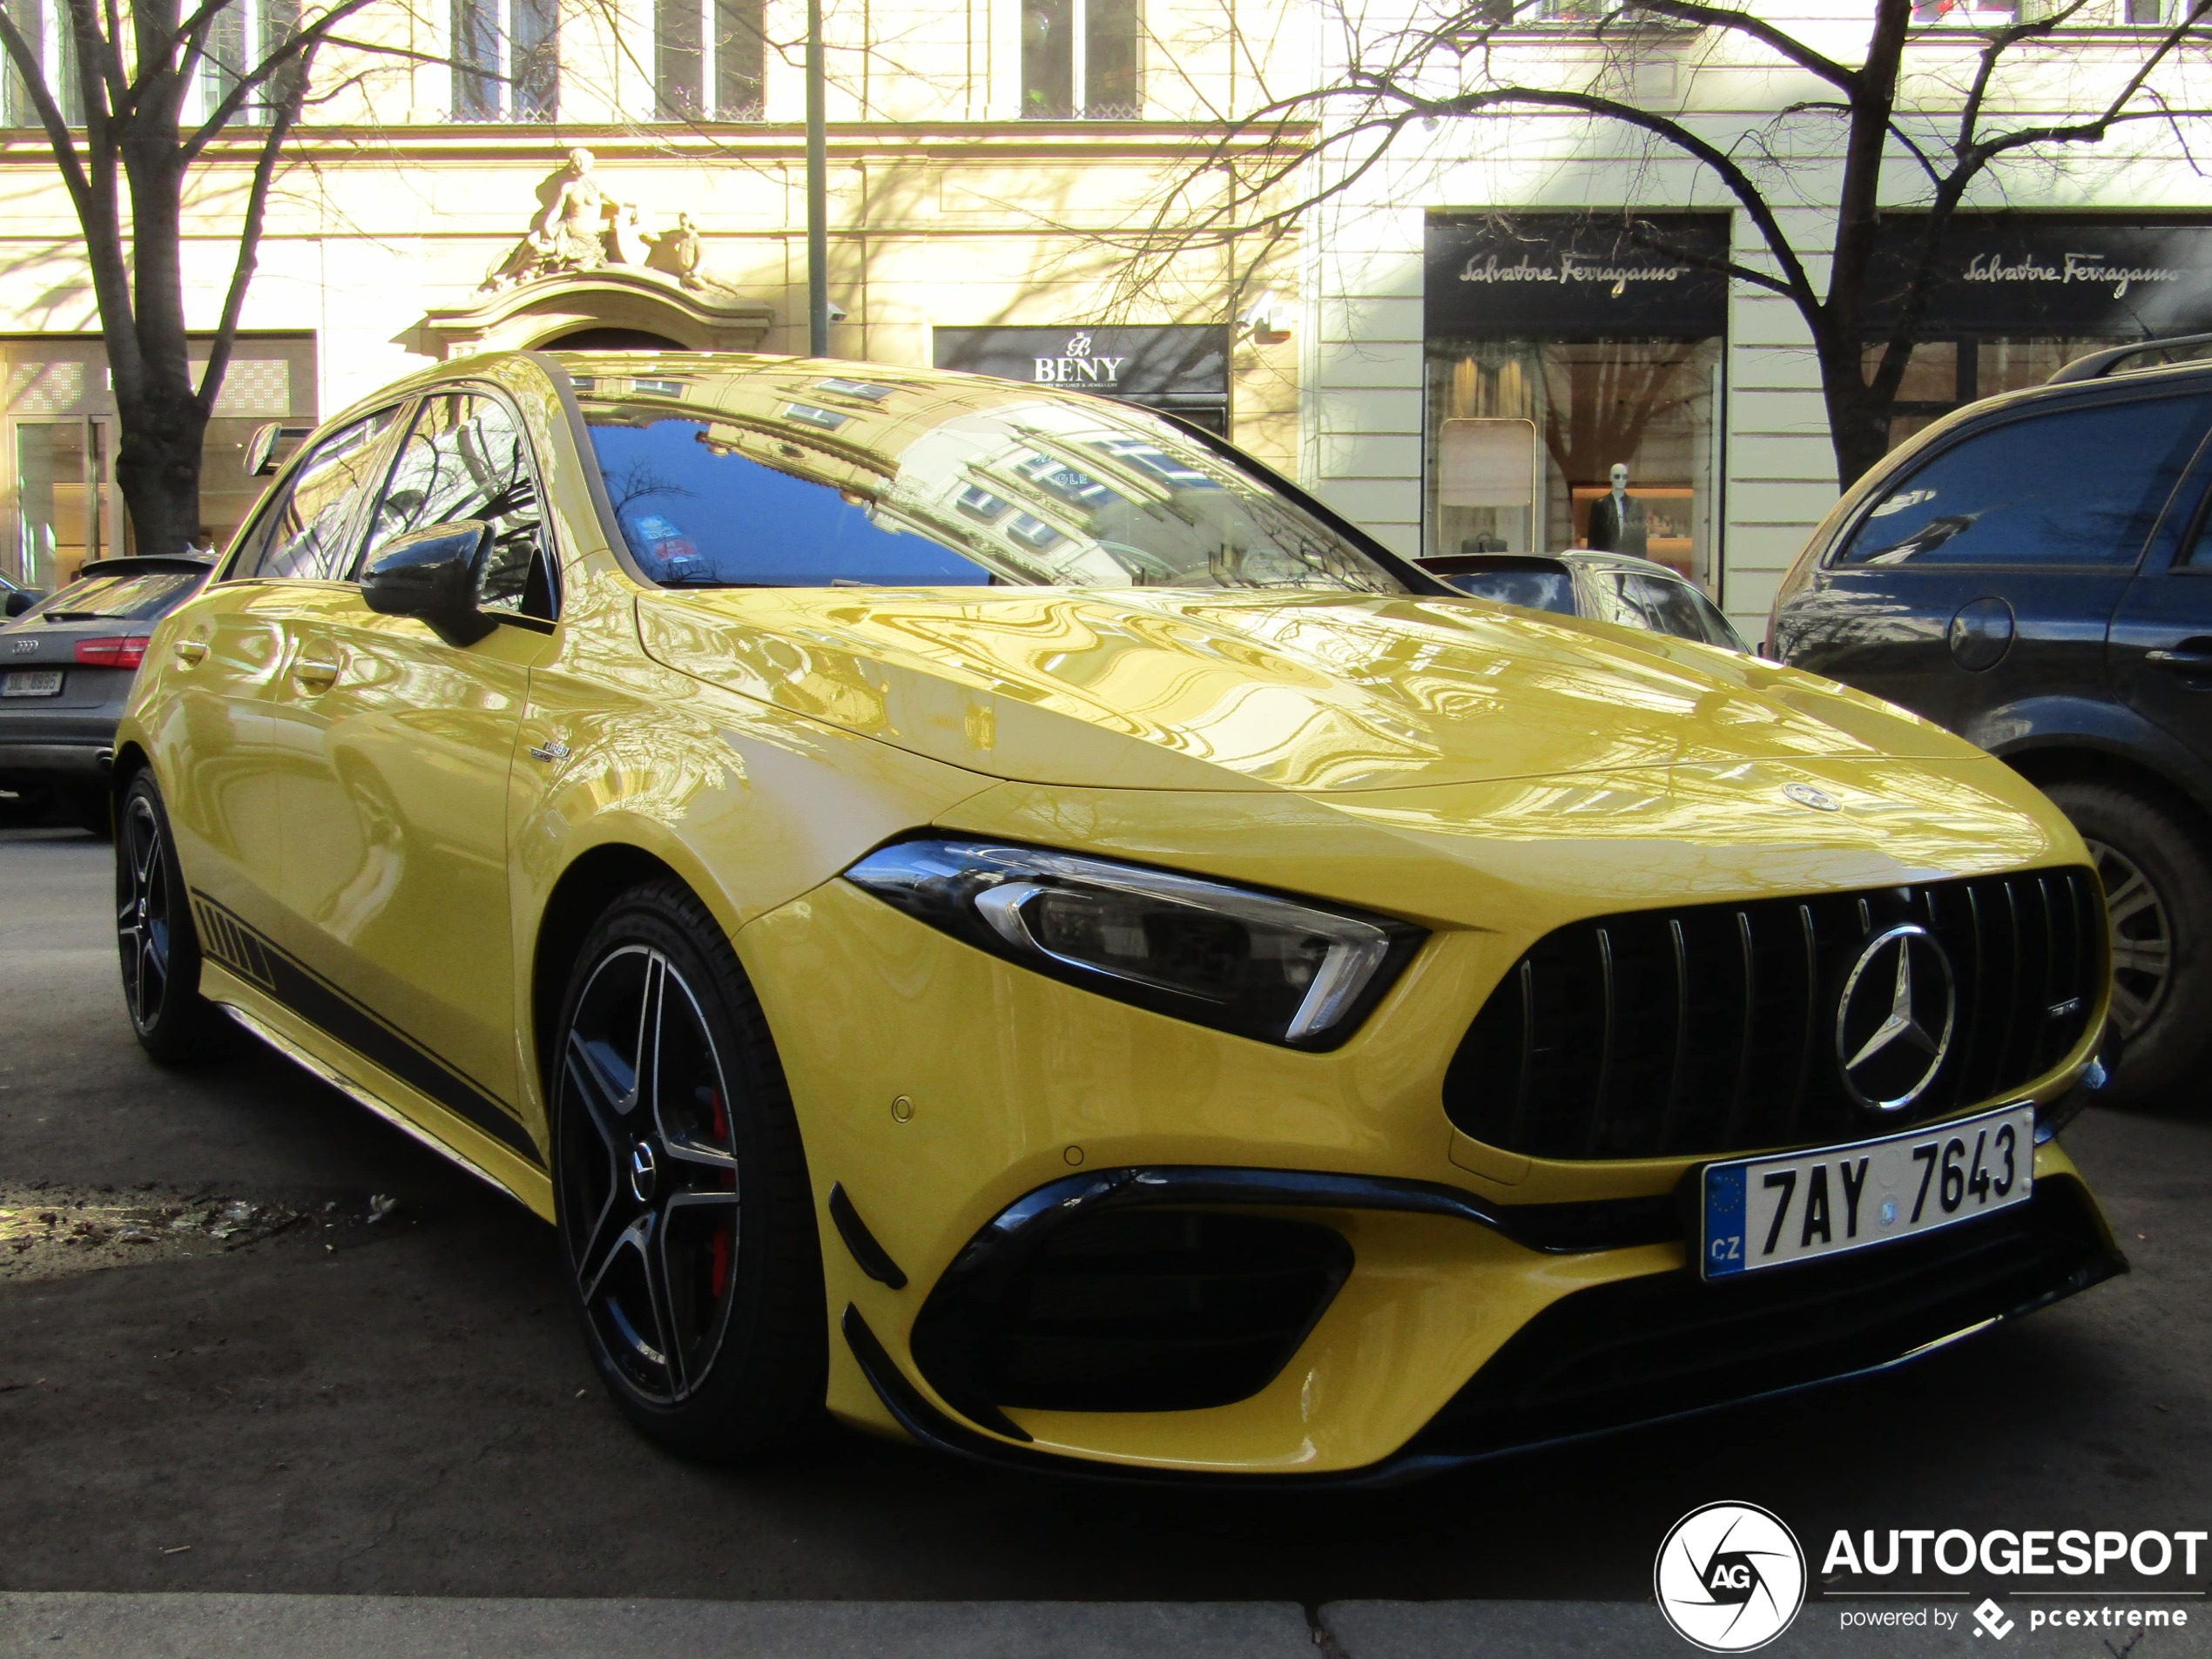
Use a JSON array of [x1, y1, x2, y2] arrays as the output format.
[[1422, 550, 1697, 582]]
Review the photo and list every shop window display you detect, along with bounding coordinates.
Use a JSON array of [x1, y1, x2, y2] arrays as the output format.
[[1426, 337, 1722, 593]]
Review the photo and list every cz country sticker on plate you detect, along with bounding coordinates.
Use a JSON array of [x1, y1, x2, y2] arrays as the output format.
[[1701, 1102, 2033, 1278]]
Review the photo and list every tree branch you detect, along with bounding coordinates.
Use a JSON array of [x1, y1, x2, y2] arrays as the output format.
[[1619, 0, 1858, 91], [179, 0, 379, 160]]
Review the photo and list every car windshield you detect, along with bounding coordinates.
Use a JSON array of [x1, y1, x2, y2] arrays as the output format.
[[22, 570, 203, 624], [578, 377, 1408, 594]]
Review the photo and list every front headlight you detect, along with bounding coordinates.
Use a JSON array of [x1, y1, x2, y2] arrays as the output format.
[[841, 838, 1424, 1049]]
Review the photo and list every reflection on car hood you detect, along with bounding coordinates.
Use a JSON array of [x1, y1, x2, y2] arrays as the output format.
[[635, 587, 1974, 794]]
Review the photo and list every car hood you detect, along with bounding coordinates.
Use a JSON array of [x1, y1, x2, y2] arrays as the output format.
[[635, 587, 1975, 794]]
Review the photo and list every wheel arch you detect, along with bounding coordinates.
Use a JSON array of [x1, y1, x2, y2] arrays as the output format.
[[2000, 743, 2212, 838], [110, 739, 152, 794], [529, 840, 692, 1084]]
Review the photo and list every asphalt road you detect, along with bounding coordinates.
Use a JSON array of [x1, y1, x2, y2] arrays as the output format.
[[2, 826, 2208, 1607]]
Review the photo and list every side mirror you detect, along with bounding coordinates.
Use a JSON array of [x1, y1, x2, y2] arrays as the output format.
[[361, 520, 497, 648], [243, 422, 314, 478], [3, 590, 40, 618]]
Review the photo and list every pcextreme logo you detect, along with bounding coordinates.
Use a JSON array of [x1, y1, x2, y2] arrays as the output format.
[[1655, 1501, 1808, 1652]]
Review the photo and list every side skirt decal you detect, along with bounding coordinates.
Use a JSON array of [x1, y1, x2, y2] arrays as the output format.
[[191, 890, 543, 1168]]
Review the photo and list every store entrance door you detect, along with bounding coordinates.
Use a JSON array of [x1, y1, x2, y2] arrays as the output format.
[[9, 415, 125, 589]]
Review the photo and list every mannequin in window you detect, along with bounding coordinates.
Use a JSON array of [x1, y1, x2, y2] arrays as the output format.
[[1586, 462, 1648, 557]]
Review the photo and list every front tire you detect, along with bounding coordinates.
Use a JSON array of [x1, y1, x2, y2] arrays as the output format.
[[2045, 779, 2212, 1103], [114, 771, 225, 1063], [550, 879, 826, 1459]]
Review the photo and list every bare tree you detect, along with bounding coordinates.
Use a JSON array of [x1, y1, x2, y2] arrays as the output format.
[[0, 0, 421, 552], [1120, 0, 2212, 489]]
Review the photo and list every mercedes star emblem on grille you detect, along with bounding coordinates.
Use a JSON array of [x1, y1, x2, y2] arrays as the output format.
[[1835, 924, 1957, 1112], [1784, 781, 1841, 812]]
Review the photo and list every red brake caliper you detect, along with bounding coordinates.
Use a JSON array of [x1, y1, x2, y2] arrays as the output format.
[[705, 1088, 733, 1298]]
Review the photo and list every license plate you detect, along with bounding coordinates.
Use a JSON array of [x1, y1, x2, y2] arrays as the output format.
[[1702, 1103, 2034, 1278], [1, 670, 62, 697]]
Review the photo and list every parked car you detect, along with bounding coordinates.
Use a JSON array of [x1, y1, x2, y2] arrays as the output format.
[[1770, 338, 2212, 1104], [0, 554, 214, 830], [1420, 550, 1753, 653], [1, 570, 44, 618], [114, 352, 2119, 1480]]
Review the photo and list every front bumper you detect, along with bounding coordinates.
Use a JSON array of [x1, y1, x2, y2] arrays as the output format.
[[840, 1169, 2120, 1486], [741, 875, 2122, 1480]]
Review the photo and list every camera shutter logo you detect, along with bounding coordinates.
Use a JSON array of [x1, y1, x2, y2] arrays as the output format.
[[1834, 924, 1956, 1112], [1654, 1501, 1806, 1652]]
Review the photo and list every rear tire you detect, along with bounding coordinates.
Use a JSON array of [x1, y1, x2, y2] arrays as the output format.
[[115, 771, 226, 1063], [550, 878, 826, 1460], [2044, 779, 2212, 1103]]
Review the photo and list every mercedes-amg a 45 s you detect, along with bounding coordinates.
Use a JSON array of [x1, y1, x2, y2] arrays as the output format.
[[111, 351, 2124, 1480]]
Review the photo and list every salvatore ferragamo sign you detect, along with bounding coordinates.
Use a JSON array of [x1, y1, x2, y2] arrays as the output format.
[[1426, 213, 1731, 336], [1864, 216, 2212, 335]]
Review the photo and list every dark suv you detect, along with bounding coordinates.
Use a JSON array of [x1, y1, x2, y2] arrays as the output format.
[[1770, 337, 2212, 1102]]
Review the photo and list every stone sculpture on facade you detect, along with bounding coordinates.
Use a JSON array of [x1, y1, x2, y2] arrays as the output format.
[[480, 149, 718, 294]]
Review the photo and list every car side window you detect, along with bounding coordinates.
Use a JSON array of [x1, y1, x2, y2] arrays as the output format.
[[228, 410, 401, 582], [1836, 395, 2212, 570], [361, 392, 557, 622]]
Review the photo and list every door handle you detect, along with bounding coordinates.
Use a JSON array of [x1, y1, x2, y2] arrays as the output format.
[[173, 638, 208, 666], [294, 654, 342, 691], [2145, 647, 2212, 671]]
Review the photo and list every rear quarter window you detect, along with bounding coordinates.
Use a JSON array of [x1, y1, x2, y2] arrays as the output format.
[[21, 570, 203, 623], [1836, 393, 2212, 569]]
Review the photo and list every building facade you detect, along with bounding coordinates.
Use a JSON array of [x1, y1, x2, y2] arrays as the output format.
[[0, 0, 1304, 586], [1298, 1, 2212, 639]]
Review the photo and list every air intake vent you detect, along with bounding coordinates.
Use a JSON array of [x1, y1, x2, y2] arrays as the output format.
[[912, 1210, 1352, 1414], [1443, 867, 2102, 1162]]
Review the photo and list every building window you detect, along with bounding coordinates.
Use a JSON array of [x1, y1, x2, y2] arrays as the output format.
[[2, 336, 315, 586], [453, 0, 557, 121], [1427, 340, 1723, 591], [1867, 336, 2137, 454], [2, 0, 82, 127], [655, 0, 764, 119], [200, 0, 302, 127], [1424, 214, 1729, 597], [1021, 0, 1140, 119]]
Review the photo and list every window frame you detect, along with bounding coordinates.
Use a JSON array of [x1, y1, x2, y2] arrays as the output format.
[[347, 381, 566, 630], [1020, 0, 1143, 119], [1820, 386, 2212, 576], [653, 0, 765, 120], [451, 0, 558, 121], [218, 404, 411, 586]]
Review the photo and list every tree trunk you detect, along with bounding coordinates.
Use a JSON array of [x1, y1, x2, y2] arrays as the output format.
[[1817, 330, 1895, 494], [114, 138, 203, 556], [111, 383, 209, 556]]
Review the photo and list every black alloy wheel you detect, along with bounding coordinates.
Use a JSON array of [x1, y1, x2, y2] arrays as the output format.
[[552, 880, 825, 1457], [114, 771, 222, 1062], [2045, 778, 2212, 1105]]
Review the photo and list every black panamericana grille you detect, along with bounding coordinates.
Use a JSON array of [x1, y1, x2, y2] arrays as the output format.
[[1443, 867, 2103, 1162]]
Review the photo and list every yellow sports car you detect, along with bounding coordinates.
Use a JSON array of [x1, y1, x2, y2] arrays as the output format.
[[113, 351, 2124, 1481]]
